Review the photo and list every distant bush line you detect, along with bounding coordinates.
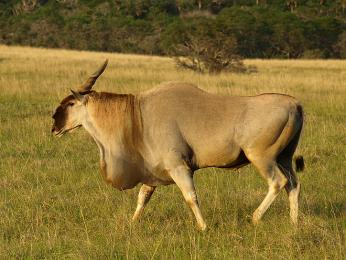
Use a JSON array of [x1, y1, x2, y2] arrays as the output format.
[[0, 0, 345, 59]]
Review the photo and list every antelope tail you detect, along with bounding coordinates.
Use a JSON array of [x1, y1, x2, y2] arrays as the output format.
[[295, 155, 305, 172]]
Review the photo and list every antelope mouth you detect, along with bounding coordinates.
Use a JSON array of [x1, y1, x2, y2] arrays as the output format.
[[53, 125, 81, 137]]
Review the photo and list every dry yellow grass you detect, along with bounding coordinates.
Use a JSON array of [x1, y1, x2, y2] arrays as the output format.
[[0, 45, 345, 259]]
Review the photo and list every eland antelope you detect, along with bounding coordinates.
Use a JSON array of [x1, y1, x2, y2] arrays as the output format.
[[52, 60, 304, 230]]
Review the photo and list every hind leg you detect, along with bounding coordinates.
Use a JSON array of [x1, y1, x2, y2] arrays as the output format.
[[278, 159, 300, 224], [287, 181, 300, 224], [250, 158, 288, 224], [278, 125, 302, 224]]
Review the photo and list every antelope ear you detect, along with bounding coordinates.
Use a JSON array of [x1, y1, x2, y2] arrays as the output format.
[[70, 89, 86, 104]]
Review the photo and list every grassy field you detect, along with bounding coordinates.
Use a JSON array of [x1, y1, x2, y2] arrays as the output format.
[[0, 45, 345, 259]]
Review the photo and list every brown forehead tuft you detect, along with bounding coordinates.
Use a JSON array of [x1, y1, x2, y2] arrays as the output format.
[[60, 95, 75, 105]]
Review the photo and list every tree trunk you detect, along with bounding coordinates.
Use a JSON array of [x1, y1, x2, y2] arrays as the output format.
[[197, 0, 202, 10], [287, 1, 297, 13]]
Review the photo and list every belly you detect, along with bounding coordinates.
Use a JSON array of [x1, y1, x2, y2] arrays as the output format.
[[194, 142, 248, 169], [142, 163, 175, 186]]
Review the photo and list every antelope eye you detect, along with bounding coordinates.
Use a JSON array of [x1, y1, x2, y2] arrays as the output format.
[[68, 103, 75, 107]]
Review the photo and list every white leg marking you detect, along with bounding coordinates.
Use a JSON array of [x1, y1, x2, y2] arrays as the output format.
[[170, 165, 207, 231], [132, 184, 155, 221], [252, 165, 287, 224], [288, 182, 300, 224]]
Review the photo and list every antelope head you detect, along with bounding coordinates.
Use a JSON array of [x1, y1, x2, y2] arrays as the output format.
[[51, 59, 108, 136]]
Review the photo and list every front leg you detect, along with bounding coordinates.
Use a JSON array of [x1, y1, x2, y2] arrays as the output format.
[[132, 184, 156, 221], [169, 165, 207, 231]]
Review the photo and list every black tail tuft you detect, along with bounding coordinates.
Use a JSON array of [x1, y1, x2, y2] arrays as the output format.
[[295, 155, 305, 172]]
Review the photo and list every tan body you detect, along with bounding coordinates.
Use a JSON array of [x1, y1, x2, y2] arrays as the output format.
[[52, 62, 304, 230]]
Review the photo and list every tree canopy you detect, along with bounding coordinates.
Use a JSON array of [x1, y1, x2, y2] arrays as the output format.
[[0, 0, 345, 58]]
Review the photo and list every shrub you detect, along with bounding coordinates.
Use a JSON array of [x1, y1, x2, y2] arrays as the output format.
[[173, 32, 251, 74], [301, 49, 326, 59], [334, 31, 346, 59]]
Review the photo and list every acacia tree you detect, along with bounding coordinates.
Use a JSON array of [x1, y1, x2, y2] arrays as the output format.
[[272, 14, 307, 58]]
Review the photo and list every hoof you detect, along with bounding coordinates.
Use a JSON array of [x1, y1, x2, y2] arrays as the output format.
[[252, 212, 261, 225], [198, 222, 207, 231], [131, 214, 140, 222], [252, 218, 260, 225], [290, 217, 298, 225]]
